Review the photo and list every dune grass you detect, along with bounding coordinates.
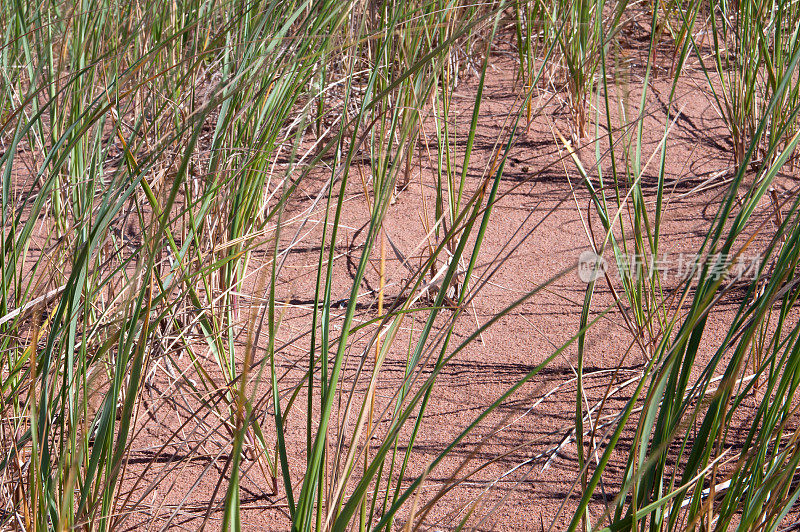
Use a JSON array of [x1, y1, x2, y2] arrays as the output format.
[[2, 0, 800, 530]]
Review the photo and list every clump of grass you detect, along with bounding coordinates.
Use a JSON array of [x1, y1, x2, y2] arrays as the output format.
[[547, 0, 627, 140], [560, 1, 800, 529], [700, 0, 800, 170]]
